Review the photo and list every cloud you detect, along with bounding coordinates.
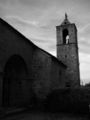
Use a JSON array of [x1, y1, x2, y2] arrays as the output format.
[[4, 15, 56, 52], [4, 15, 90, 85], [79, 52, 90, 84], [5, 15, 39, 27], [78, 22, 90, 55], [0, 0, 90, 84]]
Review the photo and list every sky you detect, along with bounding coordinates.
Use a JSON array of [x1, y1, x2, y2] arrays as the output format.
[[0, 0, 90, 85]]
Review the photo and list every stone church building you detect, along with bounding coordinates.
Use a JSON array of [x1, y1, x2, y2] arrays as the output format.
[[0, 14, 80, 108]]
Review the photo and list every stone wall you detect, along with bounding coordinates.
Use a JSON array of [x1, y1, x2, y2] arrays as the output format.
[[56, 23, 80, 87], [57, 44, 80, 87], [32, 47, 66, 99], [0, 18, 66, 107]]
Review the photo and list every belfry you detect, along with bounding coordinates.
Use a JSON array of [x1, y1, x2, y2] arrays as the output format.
[[56, 14, 80, 87]]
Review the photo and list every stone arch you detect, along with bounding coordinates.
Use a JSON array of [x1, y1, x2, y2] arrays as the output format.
[[3, 55, 28, 107], [63, 29, 69, 44]]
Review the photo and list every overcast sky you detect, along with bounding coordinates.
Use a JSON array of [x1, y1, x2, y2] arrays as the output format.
[[0, 0, 90, 85]]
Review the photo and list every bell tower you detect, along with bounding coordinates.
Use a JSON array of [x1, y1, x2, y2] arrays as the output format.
[[56, 14, 80, 87]]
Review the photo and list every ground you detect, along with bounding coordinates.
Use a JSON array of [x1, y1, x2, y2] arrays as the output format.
[[1, 111, 89, 120]]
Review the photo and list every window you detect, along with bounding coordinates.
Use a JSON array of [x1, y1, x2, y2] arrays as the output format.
[[63, 29, 69, 44], [66, 81, 70, 87]]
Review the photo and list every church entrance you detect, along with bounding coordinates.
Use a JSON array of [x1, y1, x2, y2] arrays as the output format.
[[3, 55, 28, 107]]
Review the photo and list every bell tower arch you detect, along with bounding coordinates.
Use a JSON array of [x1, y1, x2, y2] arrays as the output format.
[[63, 29, 69, 44], [56, 14, 80, 87]]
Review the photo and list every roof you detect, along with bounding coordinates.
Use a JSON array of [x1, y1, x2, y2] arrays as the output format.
[[36, 46, 67, 68], [0, 18, 67, 68], [61, 13, 71, 25], [0, 18, 35, 47]]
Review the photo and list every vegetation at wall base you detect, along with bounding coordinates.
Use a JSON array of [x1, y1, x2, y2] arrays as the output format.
[[35, 87, 90, 114]]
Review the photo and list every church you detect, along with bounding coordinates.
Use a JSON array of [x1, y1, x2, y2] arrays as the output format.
[[0, 14, 80, 108]]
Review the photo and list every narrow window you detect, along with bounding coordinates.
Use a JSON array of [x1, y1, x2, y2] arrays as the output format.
[[66, 81, 70, 87], [63, 29, 69, 44]]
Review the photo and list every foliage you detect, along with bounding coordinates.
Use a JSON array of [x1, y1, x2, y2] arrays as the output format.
[[42, 87, 90, 113]]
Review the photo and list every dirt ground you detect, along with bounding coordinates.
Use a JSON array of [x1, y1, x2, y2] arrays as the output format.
[[1, 111, 89, 120]]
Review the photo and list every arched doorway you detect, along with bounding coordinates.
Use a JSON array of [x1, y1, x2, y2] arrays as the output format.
[[3, 55, 28, 107]]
